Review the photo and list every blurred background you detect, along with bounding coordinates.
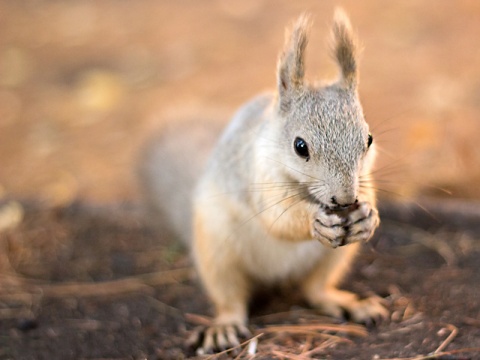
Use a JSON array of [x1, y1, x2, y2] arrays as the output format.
[[1, 0, 480, 207]]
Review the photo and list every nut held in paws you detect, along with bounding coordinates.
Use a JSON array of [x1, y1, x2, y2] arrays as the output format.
[[325, 202, 360, 219]]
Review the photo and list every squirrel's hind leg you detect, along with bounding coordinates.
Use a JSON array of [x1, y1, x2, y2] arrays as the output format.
[[190, 212, 252, 354], [301, 243, 388, 325]]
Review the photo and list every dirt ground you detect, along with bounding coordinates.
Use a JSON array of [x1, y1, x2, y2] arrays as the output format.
[[0, 199, 479, 359], [1, 1, 480, 359]]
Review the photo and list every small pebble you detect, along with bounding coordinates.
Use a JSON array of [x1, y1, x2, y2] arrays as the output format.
[[17, 318, 39, 332]]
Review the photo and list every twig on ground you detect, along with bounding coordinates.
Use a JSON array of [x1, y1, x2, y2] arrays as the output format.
[[379, 347, 480, 360], [300, 335, 313, 354], [301, 337, 343, 357], [463, 317, 480, 327], [38, 267, 192, 298], [241, 323, 362, 359], [434, 324, 458, 354], [257, 323, 368, 338], [184, 312, 212, 326], [271, 350, 310, 360]]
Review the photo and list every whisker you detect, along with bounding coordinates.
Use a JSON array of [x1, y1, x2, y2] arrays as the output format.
[[267, 190, 314, 232], [361, 162, 406, 178], [370, 108, 414, 133], [374, 146, 402, 161], [267, 184, 328, 233], [227, 188, 309, 239], [359, 184, 408, 199], [360, 178, 453, 197]]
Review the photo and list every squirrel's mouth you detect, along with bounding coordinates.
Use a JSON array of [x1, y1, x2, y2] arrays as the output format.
[[302, 184, 334, 209]]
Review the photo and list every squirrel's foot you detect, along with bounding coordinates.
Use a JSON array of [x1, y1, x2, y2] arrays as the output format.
[[187, 323, 251, 355], [309, 289, 389, 326], [312, 202, 379, 248]]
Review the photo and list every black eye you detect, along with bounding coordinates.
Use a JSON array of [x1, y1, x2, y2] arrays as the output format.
[[367, 133, 373, 148], [294, 137, 310, 161]]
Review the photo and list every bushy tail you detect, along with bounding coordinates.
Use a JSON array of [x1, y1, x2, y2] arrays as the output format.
[[137, 119, 224, 245]]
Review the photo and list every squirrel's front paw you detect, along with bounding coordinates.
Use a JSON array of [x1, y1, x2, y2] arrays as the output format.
[[312, 210, 348, 248], [345, 201, 379, 243], [312, 202, 379, 248]]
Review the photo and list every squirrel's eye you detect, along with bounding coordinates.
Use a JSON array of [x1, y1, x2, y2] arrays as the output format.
[[367, 133, 373, 148], [294, 137, 310, 161]]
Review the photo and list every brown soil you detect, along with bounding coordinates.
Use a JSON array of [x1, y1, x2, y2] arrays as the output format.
[[0, 199, 479, 359]]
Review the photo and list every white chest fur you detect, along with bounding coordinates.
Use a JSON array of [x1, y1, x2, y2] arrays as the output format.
[[232, 222, 325, 283]]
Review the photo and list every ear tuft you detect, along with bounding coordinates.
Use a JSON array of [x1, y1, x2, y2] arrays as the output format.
[[277, 14, 311, 110], [331, 8, 359, 88]]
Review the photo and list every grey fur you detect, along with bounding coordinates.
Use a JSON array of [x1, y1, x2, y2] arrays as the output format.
[[138, 118, 225, 244], [142, 9, 370, 243]]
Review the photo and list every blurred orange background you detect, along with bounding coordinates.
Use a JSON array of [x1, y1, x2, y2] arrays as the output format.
[[1, 0, 479, 206]]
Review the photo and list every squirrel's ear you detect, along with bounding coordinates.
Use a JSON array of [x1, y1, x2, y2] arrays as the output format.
[[276, 14, 310, 111], [331, 8, 359, 89]]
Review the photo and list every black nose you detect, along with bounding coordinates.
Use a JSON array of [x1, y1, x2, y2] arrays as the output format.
[[331, 196, 357, 209]]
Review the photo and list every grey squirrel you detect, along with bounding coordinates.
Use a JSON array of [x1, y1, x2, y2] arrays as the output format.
[[139, 8, 387, 354]]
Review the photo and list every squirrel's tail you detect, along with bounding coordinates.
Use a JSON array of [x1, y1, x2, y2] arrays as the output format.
[[137, 117, 224, 245]]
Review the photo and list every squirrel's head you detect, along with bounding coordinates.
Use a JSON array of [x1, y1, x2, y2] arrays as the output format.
[[274, 9, 375, 209]]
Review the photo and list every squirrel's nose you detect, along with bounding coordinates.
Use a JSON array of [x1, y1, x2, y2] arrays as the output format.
[[330, 195, 358, 208]]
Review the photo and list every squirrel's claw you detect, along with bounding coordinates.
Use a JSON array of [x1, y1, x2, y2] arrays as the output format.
[[188, 324, 251, 355], [345, 296, 389, 325], [312, 220, 346, 248], [312, 210, 347, 248], [309, 290, 389, 326]]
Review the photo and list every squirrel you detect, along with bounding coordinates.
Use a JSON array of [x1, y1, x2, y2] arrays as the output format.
[[139, 8, 388, 354]]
